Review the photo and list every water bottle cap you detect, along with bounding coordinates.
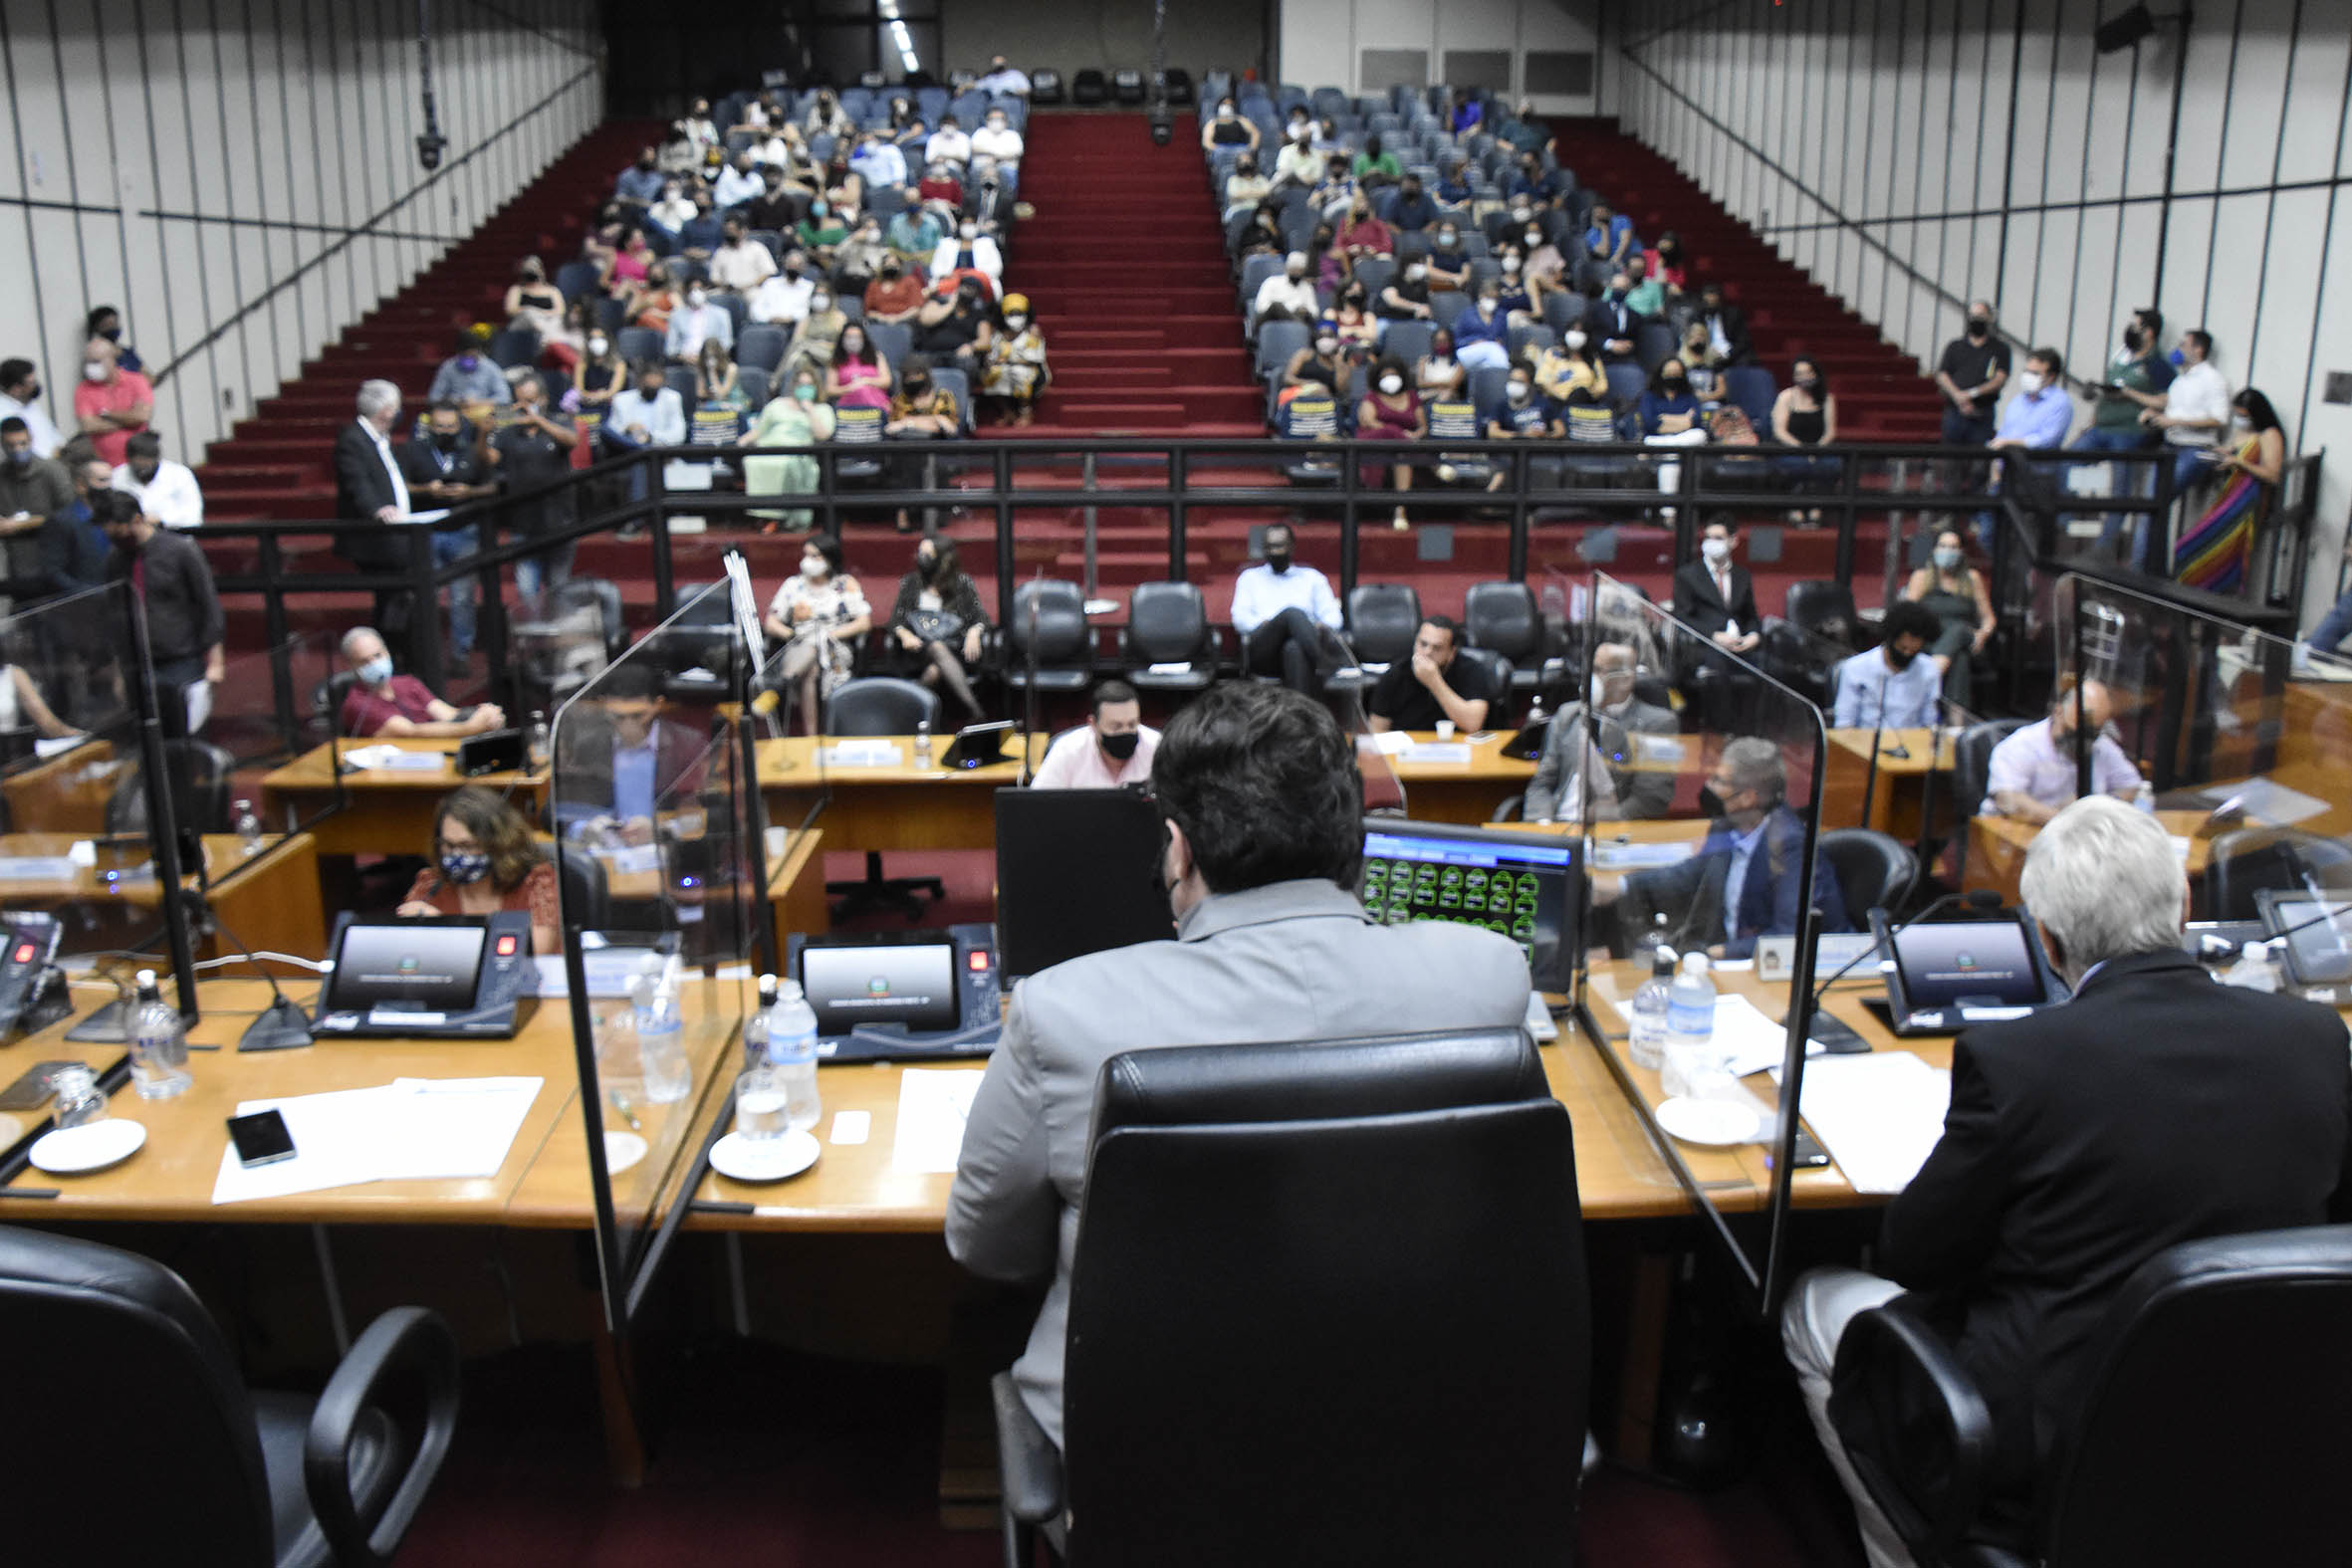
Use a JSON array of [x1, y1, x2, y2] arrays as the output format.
[[777, 979, 803, 1002], [2241, 941, 2267, 963], [135, 968, 156, 988], [757, 973, 779, 996], [1680, 952, 1709, 975], [1651, 945, 1678, 975]]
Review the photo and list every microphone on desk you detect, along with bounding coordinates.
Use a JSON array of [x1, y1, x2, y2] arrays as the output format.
[[169, 889, 314, 1052]]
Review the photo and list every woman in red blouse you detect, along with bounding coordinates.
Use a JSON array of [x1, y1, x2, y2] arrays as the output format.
[[397, 785, 561, 956]]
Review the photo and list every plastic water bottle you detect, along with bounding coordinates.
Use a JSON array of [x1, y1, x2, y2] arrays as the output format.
[[630, 958, 690, 1104], [1525, 692, 1546, 733], [743, 973, 780, 1070], [2223, 941, 2281, 993], [128, 968, 191, 1100], [765, 978, 823, 1132], [1629, 944, 1678, 1071], [527, 710, 552, 770], [914, 719, 933, 767], [1661, 952, 1719, 1099], [232, 797, 264, 856]]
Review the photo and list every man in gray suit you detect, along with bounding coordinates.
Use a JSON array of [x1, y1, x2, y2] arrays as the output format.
[[948, 682, 1533, 1454], [1526, 637, 1680, 820]]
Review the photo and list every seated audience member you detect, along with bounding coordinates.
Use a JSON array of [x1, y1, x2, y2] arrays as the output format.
[[1307, 158, 1355, 222], [1355, 355, 1425, 531], [982, 294, 1049, 428], [765, 533, 870, 731], [918, 160, 967, 208], [693, 339, 750, 429], [0, 416, 77, 586], [1202, 96, 1259, 152], [1673, 515, 1761, 655], [554, 661, 705, 839], [1691, 280, 1753, 367], [397, 785, 560, 958], [1784, 795, 2352, 1568], [1351, 132, 1402, 188], [741, 363, 833, 534], [628, 261, 683, 336], [848, 127, 907, 192], [833, 215, 892, 298], [886, 191, 947, 262], [1336, 194, 1394, 260], [613, 146, 664, 208], [599, 361, 688, 458], [965, 158, 1019, 238], [1535, 331, 1606, 403], [1426, 223, 1472, 292], [712, 148, 765, 210], [1613, 737, 1851, 959], [970, 109, 1024, 184], [748, 254, 818, 327], [1982, 678, 2143, 821], [1484, 362, 1558, 488], [885, 534, 989, 720], [975, 54, 1032, 97], [949, 682, 1533, 1457], [781, 284, 848, 375], [1283, 329, 1347, 399], [1830, 600, 1944, 731], [1233, 199, 1285, 261], [74, 338, 154, 467], [0, 358, 61, 457], [1253, 252, 1319, 328], [1904, 528, 1998, 705], [428, 328, 512, 410], [708, 218, 779, 295], [1415, 330, 1466, 401], [503, 257, 567, 340], [1387, 173, 1440, 233], [1583, 276, 1643, 364], [1584, 200, 1634, 267], [1527, 639, 1676, 820], [1367, 616, 1490, 734], [1328, 283, 1379, 357], [1033, 679, 1158, 789], [928, 219, 1004, 290], [926, 114, 972, 169], [1433, 155, 1476, 208], [795, 198, 848, 268], [673, 190, 724, 265], [864, 251, 927, 326], [825, 323, 893, 415], [913, 279, 994, 384], [338, 626, 505, 739], [1273, 119, 1321, 187], [1453, 285, 1513, 371], [744, 169, 803, 234], [1639, 357, 1705, 439], [1647, 232, 1689, 297], [804, 88, 854, 139], [1375, 255, 1435, 339], [1621, 255, 1666, 319], [663, 281, 734, 361], [1490, 245, 1537, 329], [1222, 153, 1272, 217], [1230, 522, 1340, 695]]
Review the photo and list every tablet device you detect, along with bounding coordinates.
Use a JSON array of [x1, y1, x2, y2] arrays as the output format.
[[939, 720, 1017, 771], [2254, 889, 2352, 986], [1871, 909, 2062, 1033], [798, 933, 962, 1034], [324, 919, 490, 1013]]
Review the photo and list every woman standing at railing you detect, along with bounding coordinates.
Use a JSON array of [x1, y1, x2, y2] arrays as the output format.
[[2173, 388, 2286, 593]]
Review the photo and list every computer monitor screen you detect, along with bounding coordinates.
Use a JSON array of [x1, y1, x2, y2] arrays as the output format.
[[328, 922, 488, 1011], [1358, 820, 1580, 992], [1886, 917, 2049, 1008], [799, 936, 961, 1034], [2256, 891, 2352, 984]]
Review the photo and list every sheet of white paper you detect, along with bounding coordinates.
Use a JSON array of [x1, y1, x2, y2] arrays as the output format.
[[1771, 1053, 1952, 1196], [34, 735, 83, 760], [1716, 993, 1801, 1077], [1591, 840, 1698, 871], [830, 1109, 872, 1145], [2201, 777, 2331, 827], [1400, 742, 1474, 766], [821, 741, 903, 768], [0, 855, 80, 881], [397, 508, 452, 525], [209, 1077, 544, 1204], [1365, 731, 1414, 756], [891, 1067, 985, 1174], [184, 680, 212, 735], [210, 1085, 400, 1204], [381, 751, 450, 773], [2168, 835, 2194, 862]]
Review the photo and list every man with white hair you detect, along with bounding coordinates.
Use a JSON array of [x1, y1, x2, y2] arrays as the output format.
[[335, 379, 421, 653], [1783, 796, 2352, 1567], [1252, 252, 1318, 327]]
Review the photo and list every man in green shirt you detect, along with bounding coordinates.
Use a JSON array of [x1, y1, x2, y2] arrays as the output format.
[[2075, 308, 2175, 570], [1351, 133, 1402, 188]]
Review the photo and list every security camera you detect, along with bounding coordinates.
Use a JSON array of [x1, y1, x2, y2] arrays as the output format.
[[416, 132, 447, 171]]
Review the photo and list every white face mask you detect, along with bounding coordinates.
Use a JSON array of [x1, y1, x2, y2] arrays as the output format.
[[686, 288, 707, 308], [1378, 374, 1404, 395], [1315, 336, 1339, 354], [2232, 412, 2253, 431], [1506, 381, 1530, 403], [83, 362, 108, 383], [1501, 256, 1522, 275], [588, 336, 609, 356], [1590, 674, 1612, 709], [1477, 299, 1497, 316], [1525, 231, 1542, 248], [1006, 314, 1028, 332], [1933, 547, 1963, 570], [1564, 329, 1587, 349], [959, 222, 977, 239], [800, 557, 826, 580], [1702, 537, 1732, 564], [1405, 264, 1425, 281], [2016, 370, 2044, 395]]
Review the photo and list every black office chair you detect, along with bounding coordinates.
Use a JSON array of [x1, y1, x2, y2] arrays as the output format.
[[823, 676, 946, 921], [1328, 582, 1422, 695], [1463, 580, 1549, 692], [1819, 827, 1920, 919], [1829, 1224, 2352, 1568], [994, 1027, 1588, 1567], [655, 580, 741, 703], [314, 671, 360, 738], [1450, 646, 1515, 720], [0, 1225, 459, 1568], [2200, 827, 2352, 922], [107, 738, 236, 837], [1782, 580, 1860, 648], [1004, 580, 1095, 696], [1950, 718, 2028, 887], [1120, 581, 1217, 693], [554, 840, 611, 934]]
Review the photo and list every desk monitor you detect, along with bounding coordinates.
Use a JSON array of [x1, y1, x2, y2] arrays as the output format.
[[994, 786, 1175, 980], [799, 932, 961, 1034], [457, 727, 525, 778], [1358, 819, 1581, 994], [1870, 909, 2062, 1033], [939, 720, 1017, 771], [315, 912, 539, 1037], [2254, 889, 2352, 986]]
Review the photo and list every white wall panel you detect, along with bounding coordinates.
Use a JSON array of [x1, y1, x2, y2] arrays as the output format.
[[1277, 0, 1600, 112]]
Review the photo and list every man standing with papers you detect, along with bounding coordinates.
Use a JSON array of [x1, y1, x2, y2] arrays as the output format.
[[1783, 797, 2352, 1568]]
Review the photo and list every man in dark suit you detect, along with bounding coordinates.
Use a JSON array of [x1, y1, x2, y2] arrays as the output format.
[[1525, 636, 1680, 820], [1607, 736, 1848, 959], [961, 159, 1018, 241], [1580, 275, 1642, 363], [1692, 279, 1752, 366], [334, 379, 418, 657], [1785, 796, 2352, 1568], [1671, 514, 1762, 731]]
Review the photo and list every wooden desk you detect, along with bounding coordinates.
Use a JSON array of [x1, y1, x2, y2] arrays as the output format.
[[262, 741, 549, 858], [1969, 807, 2213, 908], [0, 831, 327, 960], [584, 828, 828, 941], [1822, 727, 1956, 840], [1, 739, 122, 834], [1361, 731, 1539, 824], [757, 735, 1045, 854]]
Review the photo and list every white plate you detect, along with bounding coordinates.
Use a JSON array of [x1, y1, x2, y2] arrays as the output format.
[[30, 1118, 147, 1174], [709, 1129, 820, 1184], [603, 1131, 647, 1175], [1655, 1097, 1761, 1148]]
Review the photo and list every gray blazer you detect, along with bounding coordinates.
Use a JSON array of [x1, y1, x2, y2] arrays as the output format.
[[946, 877, 1533, 1450], [1525, 697, 1679, 820]]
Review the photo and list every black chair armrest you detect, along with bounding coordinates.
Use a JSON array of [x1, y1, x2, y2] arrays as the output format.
[[305, 1306, 462, 1568], [992, 1371, 1064, 1524], [1828, 1297, 1996, 1566]]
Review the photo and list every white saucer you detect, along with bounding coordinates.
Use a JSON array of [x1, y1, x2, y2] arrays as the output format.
[[603, 1130, 647, 1175], [1655, 1097, 1761, 1148], [30, 1118, 147, 1174], [709, 1129, 820, 1184]]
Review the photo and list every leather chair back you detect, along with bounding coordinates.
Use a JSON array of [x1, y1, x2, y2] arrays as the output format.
[[1346, 582, 1423, 667], [824, 675, 940, 737], [107, 739, 235, 837], [1783, 579, 1856, 645], [1124, 580, 1212, 665], [1955, 718, 2028, 819], [1818, 827, 1918, 918], [315, 671, 360, 736], [1009, 579, 1089, 665], [1450, 646, 1514, 706], [0, 1226, 278, 1566], [2043, 1225, 2352, 1567], [2201, 827, 2352, 922], [1464, 580, 1542, 665], [1063, 1028, 1588, 1565], [555, 841, 610, 934]]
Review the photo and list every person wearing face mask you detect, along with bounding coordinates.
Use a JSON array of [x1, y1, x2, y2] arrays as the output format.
[[1308, 158, 1358, 225], [1488, 246, 1537, 328], [1903, 528, 1998, 706], [2074, 308, 2175, 567], [709, 219, 779, 295], [1373, 257, 1435, 342], [1351, 131, 1402, 189], [72, 338, 154, 467], [613, 146, 665, 208], [1273, 116, 1323, 187], [1252, 252, 1319, 328], [741, 366, 835, 533], [0, 358, 60, 459], [1988, 342, 2076, 520], [2173, 388, 2287, 593], [885, 188, 948, 262], [427, 327, 513, 413], [1032, 678, 1158, 790], [114, 429, 209, 530], [1983, 678, 2143, 821], [949, 684, 1534, 1465], [337, 625, 503, 740], [1620, 255, 1665, 319], [913, 282, 996, 385], [573, 329, 624, 424], [782, 285, 849, 376], [1936, 300, 2011, 451], [1830, 599, 1945, 731], [974, 54, 1033, 97], [884, 354, 962, 532], [1424, 226, 1472, 294], [1201, 98, 1259, 151], [863, 250, 927, 327], [399, 400, 491, 619], [885, 535, 991, 718], [647, 178, 696, 240], [1526, 638, 1676, 821], [928, 217, 1004, 289], [0, 414, 76, 601], [1414, 330, 1466, 401], [833, 216, 892, 296], [1769, 355, 1839, 504], [1329, 285, 1379, 358], [487, 370, 583, 599], [970, 111, 1024, 189], [849, 128, 908, 192], [1222, 151, 1274, 219], [926, 113, 973, 170], [83, 306, 142, 376], [662, 280, 734, 361], [795, 194, 849, 266], [1583, 200, 1634, 267], [1336, 196, 1393, 261], [744, 167, 804, 234], [1282, 330, 1346, 399], [824, 325, 893, 415], [982, 294, 1049, 428], [1481, 366, 1559, 489], [1355, 355, 1426, 531], [1387, 175, 1439, 234], [749, 251, 819, 328], [1453, 288, 1513, 371], [101, 485, 222, 736], [395, 787, 559, 956], [1671, 516, 1762, 678], [1581, 275, 1642, 364], [1689, 280, 1752, 368], [1534, 331, 1606, 404], [764, 534, 871, 729], [557, 662, 708, 841], [713, 148, 765, 210], [1607, 737, 1850, 961], [32, 455, 113, 606], [1232, 523, 1342, 695]]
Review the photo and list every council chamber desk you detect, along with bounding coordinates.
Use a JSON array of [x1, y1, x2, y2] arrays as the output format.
[[0, 830, 327, 960], [262, 739, 550, 858]]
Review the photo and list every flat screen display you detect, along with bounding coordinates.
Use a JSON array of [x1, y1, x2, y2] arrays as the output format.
[[2258, 893, 2352, 984], [328, 923, 487, 1011], [1888, 919, 2047, 1008], [800, 939, 960, 1034], [1358, 821, 1580, 992]]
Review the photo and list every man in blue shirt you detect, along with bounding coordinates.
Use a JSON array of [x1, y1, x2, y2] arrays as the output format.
[[613, 147, 665, 208], [848, 129, 907, 191], [554, 663, 705, 842], [1830, 600, 1945, 731], [1983, 346, 2075, 550]]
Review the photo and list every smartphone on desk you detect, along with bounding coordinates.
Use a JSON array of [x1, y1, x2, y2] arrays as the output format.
[[227, 1109, 298, 1168], [0, 1060, 84, 1111]]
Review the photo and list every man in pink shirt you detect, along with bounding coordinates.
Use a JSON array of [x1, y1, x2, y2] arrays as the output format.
[[73, 339, 153, 467], [1031, 680, 1159, 790]]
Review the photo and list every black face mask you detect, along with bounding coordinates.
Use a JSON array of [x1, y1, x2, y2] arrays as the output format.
[[1099, 730, 1140, 762], [1967, 316, 1991, 337], [1264, 551, 1292, 573], [2123, 327, 2146, 352], [903, 376, 928, 393], [919, 554, 943, 579], [432, 432, 462, 452], [1886, 646, 1916, 671], [1697, 782, 1727, 818], [1662, 376, 1689, 395]]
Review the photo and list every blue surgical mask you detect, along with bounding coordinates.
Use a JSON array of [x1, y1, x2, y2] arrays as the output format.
[[357, 655, 392, 686], [2167, 346, 2186, 367], [437, 850, 492, 885]]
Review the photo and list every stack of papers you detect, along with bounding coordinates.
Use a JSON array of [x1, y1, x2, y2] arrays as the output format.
[[210, 1076, 543, 1205], [1771, 1053, 1951, 1195], [342, 746, 450, 773], [891, 1067, 985, 1174]]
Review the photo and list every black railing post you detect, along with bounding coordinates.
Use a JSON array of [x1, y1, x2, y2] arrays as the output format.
[[818, 442, 839, 540], [1169, 446, 1188, 581], [2149, 449, 2176, 580], [649, 453, 677, 620], [256, 533, 299, 750], [1338, 439, 1360, 600], [1507, 446, 1529, 584], [1833, 448, 1857, 589], [409, 525, 444, 693], [993, 446, 1016, 630]]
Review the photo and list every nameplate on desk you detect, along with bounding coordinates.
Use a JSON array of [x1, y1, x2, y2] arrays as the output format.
[[1632, 734, 1687, 763], [819, 742, 904, 768], [1959, 1006, 2032, 1022], [594, 844, 663, 875], [1590, 840, 1697, 872], [368, 1008, 446, 1027], [1755, 932, 1882, 985], [1399, 743, 1473, 766], [0, 857, 80, 881]]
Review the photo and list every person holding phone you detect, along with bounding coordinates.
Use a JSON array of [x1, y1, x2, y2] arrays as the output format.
[[397, 784, 559, 957]]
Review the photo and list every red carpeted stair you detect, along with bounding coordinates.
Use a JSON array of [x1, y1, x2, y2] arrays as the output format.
[[195, 118, 664, 522], [1552, 118, 1944, 440]]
